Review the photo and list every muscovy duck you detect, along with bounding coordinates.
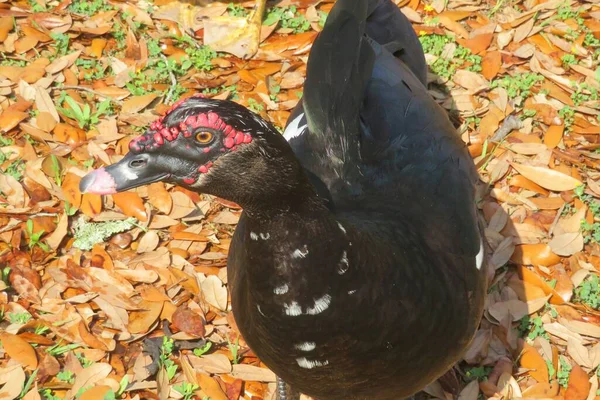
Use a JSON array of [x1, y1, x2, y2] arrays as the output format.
[[80, 0, 487, 397]]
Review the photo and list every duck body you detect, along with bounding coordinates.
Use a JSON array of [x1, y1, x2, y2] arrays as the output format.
[[79, 0, 486, 397], [228, 1, 487, 398]]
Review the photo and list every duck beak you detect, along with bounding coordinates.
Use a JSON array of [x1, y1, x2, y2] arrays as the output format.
[[79, 153, 168, 195]]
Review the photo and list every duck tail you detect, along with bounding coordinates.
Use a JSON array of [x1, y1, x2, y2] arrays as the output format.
[[366, 0, 427, 85], [302, 0, 375, 181]]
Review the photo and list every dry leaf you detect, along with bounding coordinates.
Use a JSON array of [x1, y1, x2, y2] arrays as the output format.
[[510, 163, 583, 191], [0, 333, 38, 368]]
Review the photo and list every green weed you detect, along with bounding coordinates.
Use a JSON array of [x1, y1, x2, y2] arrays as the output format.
[[247, 98, 264, 113], [264, 6, 310, 33], [465, 366, 493, 381], [557, 356, 572, 388], [561, 54, 577, 67], [57, 370, 75, 383], [173, 382, 199, 400], [227, 3, 248, 17], [490, 73, 544, 98], [8, 312, 32, 324], [68, 0, 113, 16], [518, 315, 549, 341], [26, 219, 50, 252], [574, 274, 600, 309], [57, 95, 112, 130], [159, 336, 178, 380], [193, 341, 213, 357]]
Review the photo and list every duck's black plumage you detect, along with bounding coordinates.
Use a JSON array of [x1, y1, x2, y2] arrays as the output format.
[[79, 0, 487, 398]]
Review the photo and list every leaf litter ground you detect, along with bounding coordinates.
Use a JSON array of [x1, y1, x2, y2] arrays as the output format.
[[0, 0, 599, 399]]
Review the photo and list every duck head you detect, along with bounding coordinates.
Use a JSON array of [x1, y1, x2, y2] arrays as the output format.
[[80, 95, 315, 212]]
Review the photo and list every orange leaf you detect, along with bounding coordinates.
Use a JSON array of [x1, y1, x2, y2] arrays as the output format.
[[521, 381, 560, 397], [0, 333, 38, 368], [112, 192, 148, 221], [529, 197, 565, 210], [481, 51, 501, 80], [516, 265, 565, 305], [61, 173, 82, 209], [121, 93, 159, 114], [564, 364, 591, 400], [128, 300, 163, 334], [78, 321, 109, 351], [511, 244, 561, 266], [508, 175, 549, 195], [510, 163, 583, 192], [0, 17, 13, 41], [196, 374, 228, 400], [438, 16, 469, 39], [148, 182, 172, 214], [79, 386, 112, 400], [0, 110, 28, 132], [90, 38, 107, 58], [544, 124, 564, 149], [53, 123, 86, 146], [80, 193, 103, 217], [456, 33, 493, 55], [171, 232, 209, 241], [527, 34, 558, 54], [519, 343, 549, 383]]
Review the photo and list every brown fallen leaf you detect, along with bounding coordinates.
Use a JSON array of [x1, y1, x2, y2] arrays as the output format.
[[0, 333, 38, 368], [0, 366, 25, 400], [549, 232, 584, 257], [172, 305, 206, 337]]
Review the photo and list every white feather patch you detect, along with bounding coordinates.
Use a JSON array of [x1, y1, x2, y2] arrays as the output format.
[[475, 238, 485, 270], [274, 283, 289, 295], [294, 342, 316, 351], [283, 112, 308, 141], [284, 301, 302, 316], [306, 294, 331, 315], [296, 357, 328, 369]]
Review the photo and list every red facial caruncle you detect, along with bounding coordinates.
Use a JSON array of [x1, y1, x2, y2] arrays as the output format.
[[128, 94, 254, 186]]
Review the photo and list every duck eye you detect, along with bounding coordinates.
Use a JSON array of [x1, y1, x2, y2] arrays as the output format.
[[196, 131, 213, 144]]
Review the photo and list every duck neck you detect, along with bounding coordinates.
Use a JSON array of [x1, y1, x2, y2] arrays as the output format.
[[201, 138, 329, 220]]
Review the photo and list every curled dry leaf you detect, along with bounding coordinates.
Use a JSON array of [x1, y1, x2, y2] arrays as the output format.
[[69, 363, 113, 397], [201, 275, 228, 311], [137, 230, 160, 253], [172, 305, 206, 337], [169, 191, 197, 219]]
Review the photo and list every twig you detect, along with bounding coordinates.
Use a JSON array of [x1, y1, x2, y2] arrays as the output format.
[[51, 85, 124, 105], [160, 54, 178, 104]]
